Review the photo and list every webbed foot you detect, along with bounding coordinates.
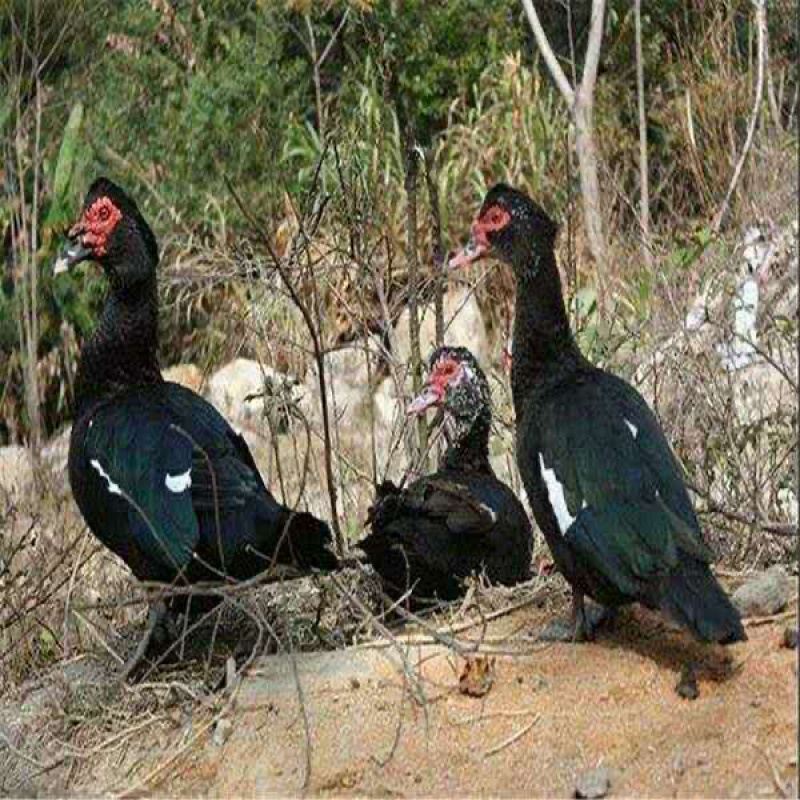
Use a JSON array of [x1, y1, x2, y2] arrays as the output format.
[[538, 594, 616, 642]]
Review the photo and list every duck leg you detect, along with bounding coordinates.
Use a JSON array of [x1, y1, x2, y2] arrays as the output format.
[[120, 600, 171, 681], [538, 591, 616, 642]]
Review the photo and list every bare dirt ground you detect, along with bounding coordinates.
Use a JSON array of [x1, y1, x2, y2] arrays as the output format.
[[55, 595, 794, 799]]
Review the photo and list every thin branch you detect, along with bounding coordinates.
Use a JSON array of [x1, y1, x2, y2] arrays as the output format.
[[579, 0, 607, 98], [520, 0, 575, 104], [224, 170, 344, 555], [713, 0, 767, 232]]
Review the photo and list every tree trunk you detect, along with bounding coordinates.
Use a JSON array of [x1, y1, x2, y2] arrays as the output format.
[[573, 97, 607, 303]]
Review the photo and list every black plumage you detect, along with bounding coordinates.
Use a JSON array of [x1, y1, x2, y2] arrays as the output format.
[[360, 346, 534, 606], [450, 184, 745, 645], [57, 179, 337, 671]]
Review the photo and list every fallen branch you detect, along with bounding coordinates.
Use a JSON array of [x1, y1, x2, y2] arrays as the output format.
[[744, 601, 797, 628], [483, 715, 540, 758], [689, 482, 797, 538]]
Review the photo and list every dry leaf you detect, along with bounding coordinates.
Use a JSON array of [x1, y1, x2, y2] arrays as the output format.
[[459, 655, 495, 698]]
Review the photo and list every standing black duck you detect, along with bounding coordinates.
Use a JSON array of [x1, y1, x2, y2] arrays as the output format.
[[360, 346, 534, 606], [56, 178, 338, 675], [449, 184, 745, 646]]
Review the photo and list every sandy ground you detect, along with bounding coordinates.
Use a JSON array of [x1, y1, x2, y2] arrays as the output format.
[[102, 600, 798, 799]]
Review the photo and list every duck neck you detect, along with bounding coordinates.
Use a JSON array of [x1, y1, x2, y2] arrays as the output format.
[[440, 407, 492, 474], [74, 276, 162, 413], [510, 249, 585, 411]]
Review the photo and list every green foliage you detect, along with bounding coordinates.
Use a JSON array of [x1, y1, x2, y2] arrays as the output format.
[[361, 0, 523, 145], [42, 102, 88, 246], [79, 0, 308, 225], [0, 0, 797, 444]]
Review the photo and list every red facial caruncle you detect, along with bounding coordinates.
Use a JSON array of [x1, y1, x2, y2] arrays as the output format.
[[407, 355, 463, 415], [430, 356, 462, 395], [448, 204, 510, 269], [69, 196, 123, 258]]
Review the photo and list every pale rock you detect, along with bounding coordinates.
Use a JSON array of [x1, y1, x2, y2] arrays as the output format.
[[208, 358, 302, 432], [300, 340, 382, 433], [163, 363, 204, 393], [732, 565, 793, 617], [393, 286, 490, 369], [42, 426, 72, 475], [0, 445, 33, 498]]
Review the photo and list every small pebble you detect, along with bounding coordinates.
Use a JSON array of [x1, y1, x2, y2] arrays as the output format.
[[782, 625, 798, 649], [212, 718, 233, 747], [574, 766, 612, 799], [350, 677, 361, 690]]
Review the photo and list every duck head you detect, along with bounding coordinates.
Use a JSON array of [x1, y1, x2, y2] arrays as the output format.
[[449, 183, 558, 281], [408, 346, 490, 439], [55, 178, 158, 294]]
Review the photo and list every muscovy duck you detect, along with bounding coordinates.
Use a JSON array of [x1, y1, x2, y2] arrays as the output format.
[[449, 184, 745, 645], [55, 178, 338, 674], [360, 346, 534, 606]]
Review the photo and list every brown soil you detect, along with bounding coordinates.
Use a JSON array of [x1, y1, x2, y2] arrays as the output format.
[[116, 601, 797, 799]]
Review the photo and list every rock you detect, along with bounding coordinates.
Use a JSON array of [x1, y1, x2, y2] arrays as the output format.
[[41, 426, 72, 475], [163, 363, 204, 393], [212, 718, 233, 747], [208, 358, 302, 432], [782, 626, 798, 649], [0, 445, 33, 498], [393, 286, 490, 369], [574, 766, 612, 799], [372, 376, 404, 430], [732, 565, 793, 617], [301, 340, 382, 432]]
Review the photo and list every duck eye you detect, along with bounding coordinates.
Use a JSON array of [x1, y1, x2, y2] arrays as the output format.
[[98, 205, 110, 221]]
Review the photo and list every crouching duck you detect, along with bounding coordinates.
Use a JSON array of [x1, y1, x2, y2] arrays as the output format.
[[360, 346, 534, 606]]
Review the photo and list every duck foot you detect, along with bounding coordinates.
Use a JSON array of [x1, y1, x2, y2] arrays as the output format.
[[120, 600, 177, 681], [538, 594, 616, 642], [675, 663, 700, 700]]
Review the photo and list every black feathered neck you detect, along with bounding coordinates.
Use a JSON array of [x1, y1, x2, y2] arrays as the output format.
[[429, 346, 493, 474], [477, 186, 588, 407], [73, 183, 163, 413], [439, 404, 492, 474], [509, 246, 587, 408]]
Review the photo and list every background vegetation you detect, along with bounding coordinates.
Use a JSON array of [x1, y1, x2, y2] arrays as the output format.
[[0, 0, 796, 708]]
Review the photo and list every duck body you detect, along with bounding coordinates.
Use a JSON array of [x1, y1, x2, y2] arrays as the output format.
[[362, 467, 533, 604], [70, 381, 335, 599], [516, 365, 742, 641]]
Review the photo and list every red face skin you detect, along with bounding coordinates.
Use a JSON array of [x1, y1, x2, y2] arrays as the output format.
[[407, 356, 464, 415], [69, 196, 123, 258], [448, 204, 511, 269]]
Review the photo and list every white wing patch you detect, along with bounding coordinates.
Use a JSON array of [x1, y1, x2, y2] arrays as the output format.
[[90, 459, 122, 496], [539, 453, 576, 534], [165, 468, 192, 493], [624, 419, 638, 439], [478, 502, 498, 524]]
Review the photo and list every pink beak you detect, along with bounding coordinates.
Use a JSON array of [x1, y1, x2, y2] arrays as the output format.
[[448, 221, 490, 269], [407, 386, 442, 416]]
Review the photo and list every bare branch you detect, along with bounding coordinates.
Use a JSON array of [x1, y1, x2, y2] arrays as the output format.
[[579, 0, 606, 98], [520, 0, 575, 104], [713, 0, 767, 232]]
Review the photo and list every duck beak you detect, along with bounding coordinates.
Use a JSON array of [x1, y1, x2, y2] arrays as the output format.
[[53, 226, 92, 275], [407, 385, 442, 416], [448, 221, 490, 269]]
